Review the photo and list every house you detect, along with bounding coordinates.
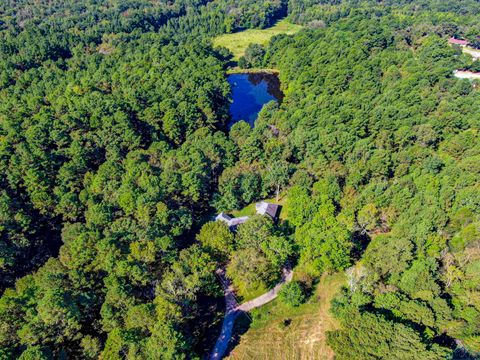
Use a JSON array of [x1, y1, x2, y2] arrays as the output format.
[[228, 216, 250, 230], [215, 212, 232, 223], [454, 70, 480, 80], [463, 47, 480, 60], [215, 201, 281, 231], [215, 212, 249, 230], [255, 201, 280, 221], [449, 37, 470, 47]]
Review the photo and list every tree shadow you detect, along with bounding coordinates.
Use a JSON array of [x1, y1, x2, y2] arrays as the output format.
[[193, 293, 225, 357], [351, 230, 371, 261], [452, 347, 480, 360], [223, 312, 253, 358], [226, 60, 238, 68]]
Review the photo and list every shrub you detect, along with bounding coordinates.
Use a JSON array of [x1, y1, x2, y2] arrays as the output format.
[[279, 281, 307, 307]]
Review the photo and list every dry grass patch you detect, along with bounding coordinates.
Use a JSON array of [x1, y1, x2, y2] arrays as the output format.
[[226, 272, 345, 360]]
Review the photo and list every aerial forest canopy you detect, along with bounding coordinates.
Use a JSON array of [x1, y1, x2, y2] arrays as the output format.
[[0, 0, 479, 359]]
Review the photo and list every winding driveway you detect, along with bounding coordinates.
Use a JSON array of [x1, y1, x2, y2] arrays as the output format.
[[209, 267, 293, 360]]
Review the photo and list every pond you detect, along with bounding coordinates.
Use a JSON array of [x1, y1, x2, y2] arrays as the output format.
[[227, 72, 283, 128]]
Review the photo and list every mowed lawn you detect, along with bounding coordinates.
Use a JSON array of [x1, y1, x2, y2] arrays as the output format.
[[230, 194, 288, 220], [213, 19, 303, 60], [226, 272, 345, 360]]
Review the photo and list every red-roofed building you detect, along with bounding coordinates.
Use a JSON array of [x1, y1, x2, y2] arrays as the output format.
[[449, 37, 470, 47]]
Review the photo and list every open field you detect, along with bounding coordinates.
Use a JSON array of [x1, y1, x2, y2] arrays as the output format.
[[226, 68, 279, 74], [213, 19, 303, 60], [226, 272, 345, 360]]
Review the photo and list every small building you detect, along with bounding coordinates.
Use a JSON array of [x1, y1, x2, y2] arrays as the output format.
[[454, 70, 480, 80], [215, 212, 232, 224], [449, 37, 470, 47], [256, 201, 280, 221], [463, 47, 480, 60], [215, 201, 281, 231], [228, 216, 250, 230], [215, 212, 249, 230]]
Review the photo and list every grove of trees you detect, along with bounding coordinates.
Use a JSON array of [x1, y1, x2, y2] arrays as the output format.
[[0, 0, 479, 358]]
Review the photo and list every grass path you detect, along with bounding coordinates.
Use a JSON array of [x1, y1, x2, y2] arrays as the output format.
[[213, 19, 303, 60], [226, 273, 345, 360]]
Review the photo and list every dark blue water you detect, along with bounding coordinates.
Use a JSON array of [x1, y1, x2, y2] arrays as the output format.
[[227, 72, 283, 128]]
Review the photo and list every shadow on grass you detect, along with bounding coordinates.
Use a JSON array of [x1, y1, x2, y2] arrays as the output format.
[[224, 312, 253, 358]]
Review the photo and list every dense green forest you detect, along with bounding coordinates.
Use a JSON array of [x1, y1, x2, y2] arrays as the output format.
[[0, 0, 479, 359]]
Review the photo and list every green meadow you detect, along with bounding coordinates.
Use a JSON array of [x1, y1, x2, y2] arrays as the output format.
[[213, 19, 303, 60]]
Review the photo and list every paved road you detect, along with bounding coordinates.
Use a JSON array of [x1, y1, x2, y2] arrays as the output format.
[[209, 269, 241, 360], [209, 267, 293, 360]]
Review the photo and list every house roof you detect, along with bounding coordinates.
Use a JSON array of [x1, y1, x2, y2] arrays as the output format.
[[228, 216, 249, 227], [256, 201, 280, 219], [449, 37, 469, 46], [216, 201, 281, 231], [454, 70, 480, 79], [215, 212, 232, 222], [215, 212, 249, 229]]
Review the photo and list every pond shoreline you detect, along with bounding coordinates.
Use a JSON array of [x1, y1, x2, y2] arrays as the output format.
[[226, 67, 279, 75]]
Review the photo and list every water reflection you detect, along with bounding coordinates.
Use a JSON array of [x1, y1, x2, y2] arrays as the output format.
[[227, 72, 283, 128]]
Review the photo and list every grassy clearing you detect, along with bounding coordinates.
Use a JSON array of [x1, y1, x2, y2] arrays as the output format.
[[230, 194, 289, 220], [213, 19, 303, 60], [226, 272, 345, 360], [236, 281, 269, 303], [226, 68, 279, 74], [230, 202, 257, 218]]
